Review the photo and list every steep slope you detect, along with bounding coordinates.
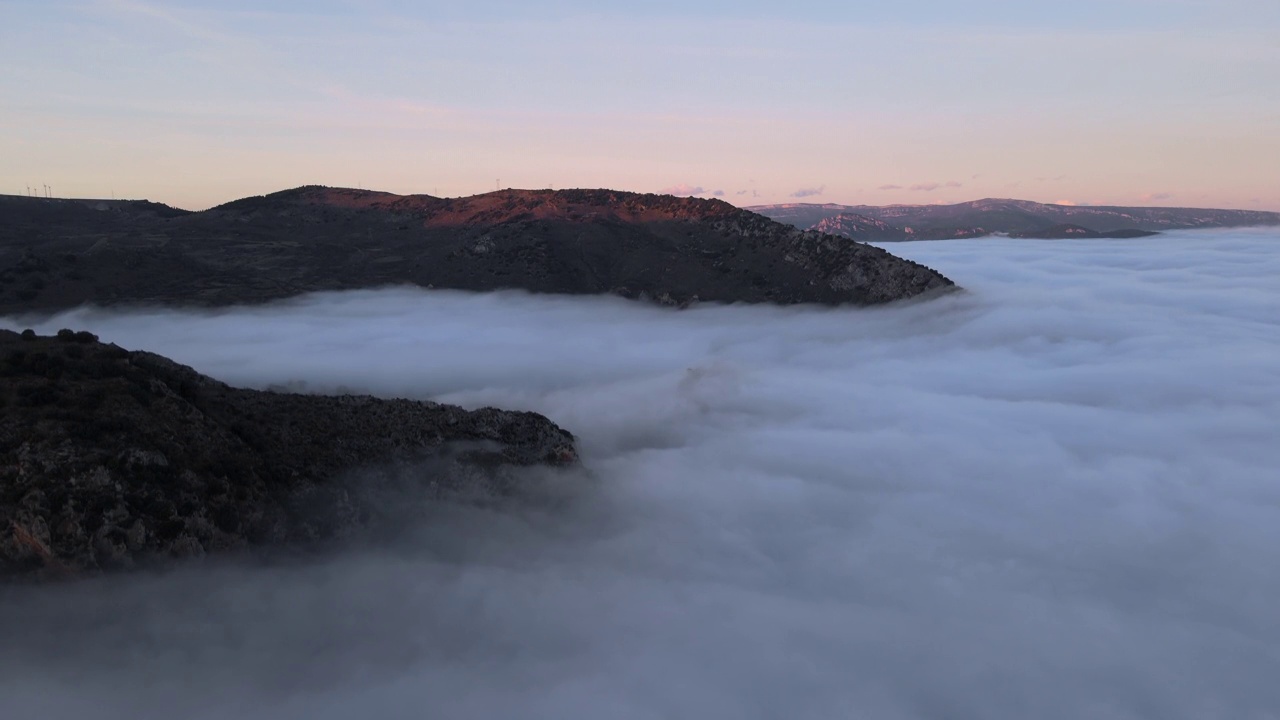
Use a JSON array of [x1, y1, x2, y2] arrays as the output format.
[[0, 187, 954, 314], [0, 329, 576, 580]]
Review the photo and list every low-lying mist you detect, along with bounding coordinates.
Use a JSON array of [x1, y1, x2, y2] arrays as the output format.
[[3, 229, 1279, 719]]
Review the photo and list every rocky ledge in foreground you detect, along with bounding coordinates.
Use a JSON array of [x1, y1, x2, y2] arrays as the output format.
[[0, 187, 955, 313], [0, 329, 577, 581]]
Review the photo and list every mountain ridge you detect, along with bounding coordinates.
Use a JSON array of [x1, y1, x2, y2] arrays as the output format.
[[748, 197, 1280, 239], [0, 186, 954, 314]]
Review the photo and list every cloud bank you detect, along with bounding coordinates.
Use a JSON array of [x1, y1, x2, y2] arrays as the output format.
[[789, 186, 824, 198], [2, 229, 1279, 719]]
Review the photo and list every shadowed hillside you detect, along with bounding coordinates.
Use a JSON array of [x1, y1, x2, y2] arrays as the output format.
[[0, 187, 954, 314]]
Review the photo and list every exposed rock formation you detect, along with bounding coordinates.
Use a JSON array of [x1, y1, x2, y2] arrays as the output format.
[[0, 187, 955, 314], [811, 213, 990, 242], [812, 213, 909, 241], [0, 329, 577, 581]]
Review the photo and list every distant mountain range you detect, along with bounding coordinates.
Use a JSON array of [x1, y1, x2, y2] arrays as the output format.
[[748, 198, 1280, 241]]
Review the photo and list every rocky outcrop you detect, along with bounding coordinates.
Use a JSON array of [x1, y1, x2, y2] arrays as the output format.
[[903, 226, 989, 241], [0, 187, 955, 313], [809, 213, 991, 242], [0, 329, 577, 581], [812, 213, 909, 241]]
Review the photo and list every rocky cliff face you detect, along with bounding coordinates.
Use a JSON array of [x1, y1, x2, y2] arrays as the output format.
[[0, 329, 576, 581], [812, 213, 909, 241], [0, 187, 955, 314]]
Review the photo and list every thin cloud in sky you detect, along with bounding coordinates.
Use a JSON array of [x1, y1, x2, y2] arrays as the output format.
[[660, 184, 705, 196], [908, 181, 963, 192], [2, 3, 1277, 208], [790, 186, 825, 198]]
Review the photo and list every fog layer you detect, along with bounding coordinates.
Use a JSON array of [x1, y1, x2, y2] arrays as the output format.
[[3, 230, 1279, 719]]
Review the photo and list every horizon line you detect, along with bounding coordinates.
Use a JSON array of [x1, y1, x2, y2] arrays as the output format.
[[3, 187, 1280, 216]]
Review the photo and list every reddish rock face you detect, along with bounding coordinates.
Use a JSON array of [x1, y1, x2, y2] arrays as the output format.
[[264, 186, 744, 226]]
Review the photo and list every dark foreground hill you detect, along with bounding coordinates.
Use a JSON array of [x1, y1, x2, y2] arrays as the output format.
[[0, 329, 577, 581], [0, 187, 954, 315], [751, 198, 1280, 241]]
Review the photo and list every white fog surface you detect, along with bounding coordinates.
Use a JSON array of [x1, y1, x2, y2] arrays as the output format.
[[3, 230, 1279, 719]]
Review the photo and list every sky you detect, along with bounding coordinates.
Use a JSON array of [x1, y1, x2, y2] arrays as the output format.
[[1, 0, 1278, 210], [2, 229, 1279, 718]]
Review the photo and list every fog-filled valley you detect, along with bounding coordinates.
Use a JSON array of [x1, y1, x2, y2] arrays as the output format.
[[3, 229, 1278, 719]]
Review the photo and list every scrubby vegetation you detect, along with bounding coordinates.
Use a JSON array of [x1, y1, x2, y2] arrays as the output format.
[[0, 329, 577, 581]]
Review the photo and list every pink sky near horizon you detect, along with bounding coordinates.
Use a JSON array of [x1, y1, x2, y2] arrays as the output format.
[[2, 1, 1277, 212]]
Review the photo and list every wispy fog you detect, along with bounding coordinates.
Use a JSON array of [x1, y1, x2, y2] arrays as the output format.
[[3, 230, 1279, 719]]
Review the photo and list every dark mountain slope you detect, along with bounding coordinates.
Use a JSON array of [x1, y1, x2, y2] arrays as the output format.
[[0, 187, 954, 314], [0, 329, 576, 580]]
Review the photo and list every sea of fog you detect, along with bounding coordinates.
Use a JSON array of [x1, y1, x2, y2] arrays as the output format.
[[2, 229, 1279, 719]]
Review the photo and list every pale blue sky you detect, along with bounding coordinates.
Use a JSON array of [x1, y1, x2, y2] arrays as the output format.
[[2, 0, 1277, 209]]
